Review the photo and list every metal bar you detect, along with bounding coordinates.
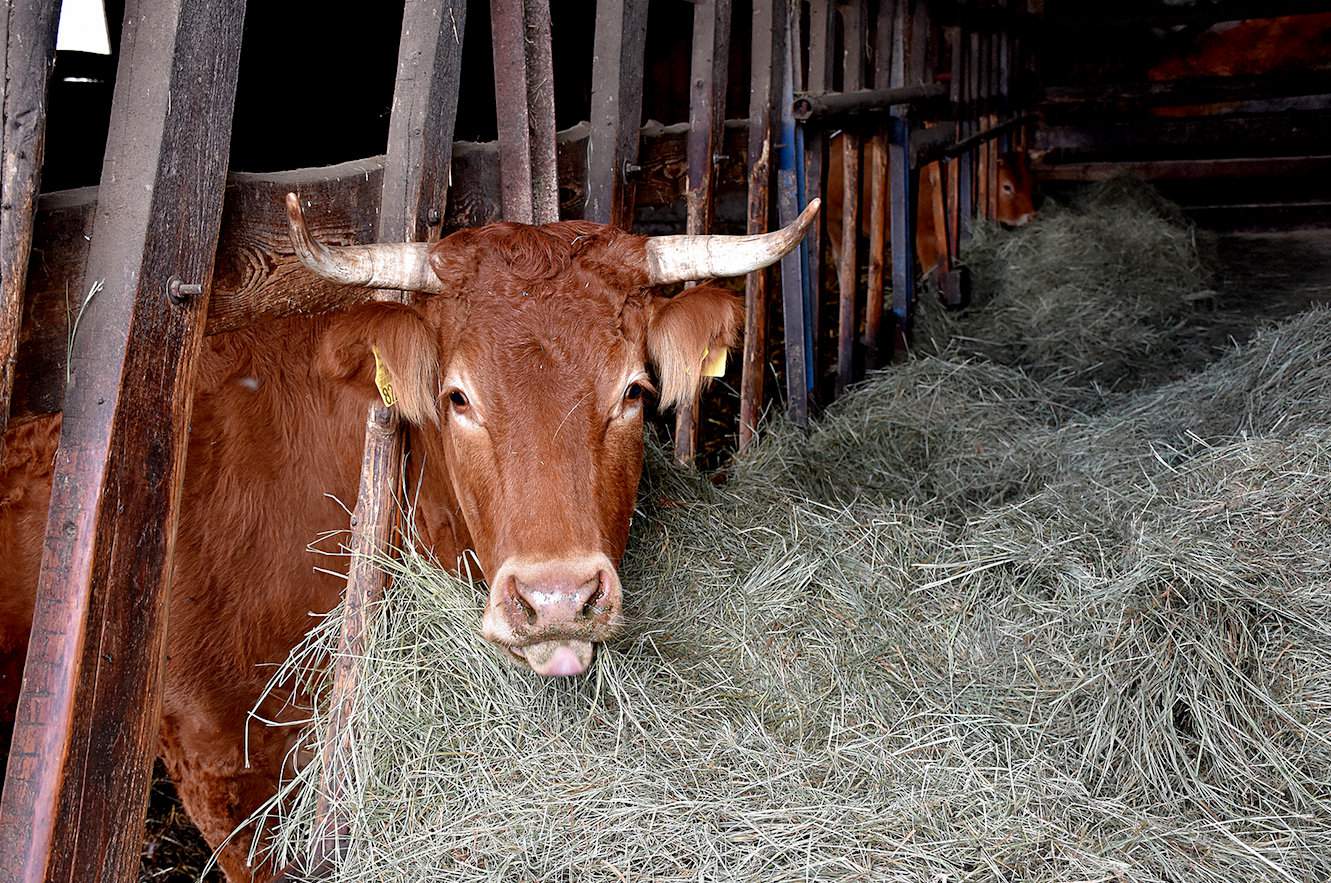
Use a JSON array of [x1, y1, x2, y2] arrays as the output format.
[[833, 0, 865, 397], [862, 0, 897, 370], [675, 0, 732, 465], [586, 0, 650, 226], [738, 0, 787, 449], [802, 0, 833, 391], [887, 112, 914, 355], [0, 1, 246, 879], [943, 112, 1036, 157], [776, 2, 807, 427], [791, 83, 946, 121], [0, 0, 62, 453], [491, 0, 558, 224]]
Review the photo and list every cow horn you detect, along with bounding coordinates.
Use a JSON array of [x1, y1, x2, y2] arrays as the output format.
[[643, 197, 821, 285], [284, 193, 447, 294]]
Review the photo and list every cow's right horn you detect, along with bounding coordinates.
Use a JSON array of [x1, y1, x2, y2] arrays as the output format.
[[284, 193, 447, 294], [642, 197, 820, 285]]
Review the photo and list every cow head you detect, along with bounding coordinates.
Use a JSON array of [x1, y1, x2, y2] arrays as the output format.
[[286, 194, 818, 677], [995, 149, 1037, 228]]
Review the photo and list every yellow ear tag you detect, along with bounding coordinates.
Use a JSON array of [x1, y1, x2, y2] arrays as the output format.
[[371, 345, 397, 407], [701, 345, 727, 378]]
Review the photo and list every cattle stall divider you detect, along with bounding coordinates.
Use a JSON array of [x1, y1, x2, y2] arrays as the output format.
[[0, 0, 1036, 877]]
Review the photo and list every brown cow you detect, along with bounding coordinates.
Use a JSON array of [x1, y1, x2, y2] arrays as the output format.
[[825, 140, 1036, 278], [0, 194, 818, 881]]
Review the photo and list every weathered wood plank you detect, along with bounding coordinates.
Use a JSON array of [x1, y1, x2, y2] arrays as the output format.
[[0, 0, 62, 450], [305, 2, 467, 876], [1035, 154, 1331, 182], [586, 0, 650, 227], [0, 2, 246, 881], [675, 0, 732, 465], [738, 0, 785, 449], [491, 0, 558, 223]]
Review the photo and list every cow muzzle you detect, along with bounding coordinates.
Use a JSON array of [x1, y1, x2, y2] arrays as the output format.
[[482, 554, 622, 677]]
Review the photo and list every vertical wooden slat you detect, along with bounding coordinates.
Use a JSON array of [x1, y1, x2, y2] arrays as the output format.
[[803, 0, 833, 379], [776, 2, 808, 427], [738, 0, 786, 449], [0, 2, 246, 880], [0, 0, 63, 453], [308, 0, 467, 869], [586, 0, 649, 227], [863, 0, 895, 370], [675, 0, 732, 464], [491, 0, 559, 224], [833, 0, 864, 396]]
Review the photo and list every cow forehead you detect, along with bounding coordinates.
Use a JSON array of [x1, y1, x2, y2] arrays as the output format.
[[449, 290, 645, 394]]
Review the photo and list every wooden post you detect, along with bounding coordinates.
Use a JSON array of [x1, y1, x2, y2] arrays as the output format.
[[887, 0, 917, 356], [0, 2, 246, 880], [586, 0, 649, 227], [775, 2, 808, 427], [491, 0, 559, 224], [675, 0, 732, 464], [957, 25, 974, 242], [307, 0, 467, 870], [833, 0, 864, 397], [738, 0, 786, 449], [0, 0, 63, 453], [803, 0, 833, 390]]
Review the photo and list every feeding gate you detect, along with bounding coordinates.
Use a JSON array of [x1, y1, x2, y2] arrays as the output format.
[[0, 0, 1037, 878]]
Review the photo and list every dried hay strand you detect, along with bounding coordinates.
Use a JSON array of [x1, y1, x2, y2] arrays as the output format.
[[247, 184, 1331, 882]]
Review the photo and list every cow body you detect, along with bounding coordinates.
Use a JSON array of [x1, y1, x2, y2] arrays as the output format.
[[0, 206, 801, 880], [824, 139, 1035, 279]]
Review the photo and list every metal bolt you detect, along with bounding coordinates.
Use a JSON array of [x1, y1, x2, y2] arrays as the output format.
[[712, 153, 729, 164], [167, 275, 202, 305], [428, 207, 442, 226], [623, 161, 643, 180]]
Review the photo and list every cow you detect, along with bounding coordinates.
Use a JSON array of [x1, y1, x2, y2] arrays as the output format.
[[824, 140, 1036, 280], [0, 193, 819, 881], [1147, 13, 1331, 81]]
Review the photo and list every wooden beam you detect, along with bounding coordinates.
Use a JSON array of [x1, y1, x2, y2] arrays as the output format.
[[305, 1, 467, 876], [675, 0, 732, 465], [738, 0, 786, 449], [586, 0, 650, 227], [1034, 154, 1331, 182], [491, 0, 558, 224], [1041, 72, 1331, 115], [1049, 0, 1331, 28], [0, 1, 246, 880], [0, 0, 63, 450]]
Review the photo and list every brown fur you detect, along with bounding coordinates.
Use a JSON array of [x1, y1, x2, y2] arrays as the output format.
[[0, 220, 741, 881]]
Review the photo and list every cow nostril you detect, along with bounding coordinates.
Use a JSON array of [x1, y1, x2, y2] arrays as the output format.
[[510, 579, 538, 625], [581, 574, 611, 619]]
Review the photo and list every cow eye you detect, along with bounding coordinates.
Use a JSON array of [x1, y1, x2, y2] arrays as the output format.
[[624, 382, 644, 402], [1002, 183, 1014, 194], [448, 390, 468, 409]]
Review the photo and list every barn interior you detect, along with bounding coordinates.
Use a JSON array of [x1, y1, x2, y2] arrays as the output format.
[[2, 0, 1330, 881]]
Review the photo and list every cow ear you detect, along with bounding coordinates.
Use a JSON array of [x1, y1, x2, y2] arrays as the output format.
[[646, 285, 742, 410], [317, 303, 440, 426]]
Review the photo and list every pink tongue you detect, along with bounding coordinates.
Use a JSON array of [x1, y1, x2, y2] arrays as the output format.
[[522, 640, 592, 677]]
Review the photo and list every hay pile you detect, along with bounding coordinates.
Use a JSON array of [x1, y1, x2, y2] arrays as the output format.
[[251, 183, 1331, 882]]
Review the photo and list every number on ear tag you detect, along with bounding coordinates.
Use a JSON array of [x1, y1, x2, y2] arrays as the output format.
[[371, 345, 397, 407], [701, 346, 727, 378]]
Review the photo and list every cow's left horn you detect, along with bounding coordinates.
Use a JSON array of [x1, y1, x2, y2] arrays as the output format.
[[284, 193, 447, 294], [643, 197, 820, 285]]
